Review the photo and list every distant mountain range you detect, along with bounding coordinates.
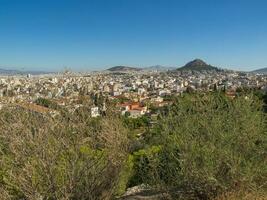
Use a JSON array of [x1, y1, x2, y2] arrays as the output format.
[[143, 65, 176, 71], [106, 60, 222, 72], [0, 68, 52, 75], [251, 67, 267, 74], [1, 61, 266, 74], [177, 59, 219, 71], [106, 66, 142, 72], [107, 65, 175, 72], [0, 68, 21, 75]]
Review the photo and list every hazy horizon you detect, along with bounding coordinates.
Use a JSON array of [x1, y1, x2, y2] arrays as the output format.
[[0, 61, 266, 73], [1, 0, 267, 71]]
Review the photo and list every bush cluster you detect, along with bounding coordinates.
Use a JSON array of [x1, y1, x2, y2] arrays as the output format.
[[0, 108, 128, 200], [0, 92, 266, 200], [130, 93, 266, 199]]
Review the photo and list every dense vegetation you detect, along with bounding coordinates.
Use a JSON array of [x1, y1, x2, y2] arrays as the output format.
[[0, 108, 129, 200], [0, 91, 266, 200], [128, 93, 266, 199]]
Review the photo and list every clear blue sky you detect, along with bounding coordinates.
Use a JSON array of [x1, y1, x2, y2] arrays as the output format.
[[0, 0, 267, 71]]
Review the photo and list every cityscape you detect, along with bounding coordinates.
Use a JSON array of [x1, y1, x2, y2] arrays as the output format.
[[0, 59, 266, 119], [0, 1, 267, 200]]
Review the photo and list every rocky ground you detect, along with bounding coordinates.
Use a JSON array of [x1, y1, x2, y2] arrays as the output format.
[[118, 185, 172, 200]]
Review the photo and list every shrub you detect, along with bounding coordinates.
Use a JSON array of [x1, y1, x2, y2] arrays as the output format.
[[0, 108, 129, 200], [35, 97, 60, 110], [139, 93, 267, 199]]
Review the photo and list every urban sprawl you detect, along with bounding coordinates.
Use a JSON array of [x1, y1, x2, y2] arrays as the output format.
[[0, 69, 266, 118]]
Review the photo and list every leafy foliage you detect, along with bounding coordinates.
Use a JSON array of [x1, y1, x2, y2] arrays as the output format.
[[1, 92, 266, 200], [35, 97, 60, 110], [134, 93, 267, 199]]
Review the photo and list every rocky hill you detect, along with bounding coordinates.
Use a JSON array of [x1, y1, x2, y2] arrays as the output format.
[[177, 59, 218, 71]]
